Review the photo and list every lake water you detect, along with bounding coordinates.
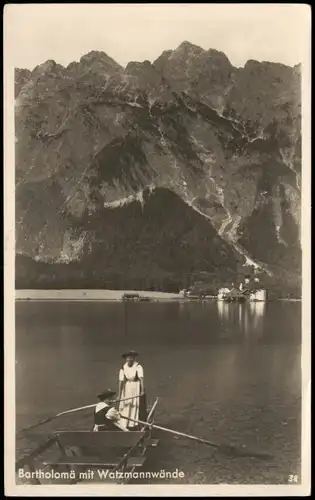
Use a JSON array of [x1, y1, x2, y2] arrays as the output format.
[[15, 300, 301, 484]]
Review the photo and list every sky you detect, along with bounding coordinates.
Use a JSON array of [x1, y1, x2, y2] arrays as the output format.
[[4, 4, 311, 70]]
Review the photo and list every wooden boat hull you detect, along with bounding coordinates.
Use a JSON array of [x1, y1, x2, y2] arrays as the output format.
[[16, 398, 159, 485]]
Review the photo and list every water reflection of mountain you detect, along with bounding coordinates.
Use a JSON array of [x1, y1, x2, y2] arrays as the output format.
[[217, 301, 266, 340]]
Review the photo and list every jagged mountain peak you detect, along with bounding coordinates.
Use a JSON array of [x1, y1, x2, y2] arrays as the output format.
[[244, 58, 294, 73], [156, 41, 233, 69], [175, 40, 205, 53], [123, 59, 174, 102], [32, 59, 65, 75], [206, 48, 233, 66], [61, 50, 124, 77], [166, 41, 205, 64], [15, 68, 31, 77], [153, 49, 172, 64], [244, 59, 261, 68], [77, 50, 123, 74], [15, 42, 301, 293], [79, 50, 121, 67], [153, 41, 236, 110], [125, 59, 154, 73], [15, 68, 32, 99]]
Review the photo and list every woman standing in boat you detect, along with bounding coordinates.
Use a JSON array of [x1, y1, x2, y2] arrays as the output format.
[[118, 350, 147, 429]]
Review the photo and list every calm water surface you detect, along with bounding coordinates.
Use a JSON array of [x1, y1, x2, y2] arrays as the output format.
[[16, 300, 301, 484]]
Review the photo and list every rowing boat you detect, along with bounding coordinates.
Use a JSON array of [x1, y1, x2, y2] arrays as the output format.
[[16, 397, 159, 485]]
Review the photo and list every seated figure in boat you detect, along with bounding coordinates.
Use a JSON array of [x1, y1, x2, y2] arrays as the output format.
[[93, 389, 129, 432]]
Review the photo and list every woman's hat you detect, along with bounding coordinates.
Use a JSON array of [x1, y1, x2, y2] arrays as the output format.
[[97, 389, 116, 399], [121, 350, 139, 359]]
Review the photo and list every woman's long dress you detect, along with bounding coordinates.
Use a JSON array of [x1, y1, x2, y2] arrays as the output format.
[[119, 362, 146, 428]]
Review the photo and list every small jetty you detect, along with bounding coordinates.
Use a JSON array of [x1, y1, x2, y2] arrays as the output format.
[[122, 293, 153, 302]]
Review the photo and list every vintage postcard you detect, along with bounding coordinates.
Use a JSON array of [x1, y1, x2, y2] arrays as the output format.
[[4, 3, 311, 496]]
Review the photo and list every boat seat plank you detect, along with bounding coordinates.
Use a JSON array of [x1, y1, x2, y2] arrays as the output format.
[[43, 456, 146, 468], [56, 431, 145, 448]]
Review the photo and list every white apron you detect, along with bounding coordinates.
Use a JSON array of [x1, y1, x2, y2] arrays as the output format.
[[119, 362, 143, 428]]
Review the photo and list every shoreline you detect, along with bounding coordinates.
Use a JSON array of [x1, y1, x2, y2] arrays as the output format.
[[15, 290, 301, 302], [15, 289, 181, 301]]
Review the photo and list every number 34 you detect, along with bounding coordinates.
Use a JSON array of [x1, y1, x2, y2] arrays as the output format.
[[288, 474, 299, 483]]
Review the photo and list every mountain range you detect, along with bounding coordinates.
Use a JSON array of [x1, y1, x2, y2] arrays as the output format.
[[15, 41, 301, 296]]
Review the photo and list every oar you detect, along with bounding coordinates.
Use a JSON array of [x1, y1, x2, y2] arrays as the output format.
[[121, 416, 274, 460], [16, 404, 98, 435], [17, 395, 141, 435]]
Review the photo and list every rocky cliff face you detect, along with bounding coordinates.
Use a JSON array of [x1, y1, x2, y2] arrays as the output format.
[[15, 42, 301, 292]]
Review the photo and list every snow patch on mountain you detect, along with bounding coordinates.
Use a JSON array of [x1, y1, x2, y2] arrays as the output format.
[[103, 185, 156, 209]]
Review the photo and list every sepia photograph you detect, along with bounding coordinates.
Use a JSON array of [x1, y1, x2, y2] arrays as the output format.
[[4, 3, 311, 496]]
